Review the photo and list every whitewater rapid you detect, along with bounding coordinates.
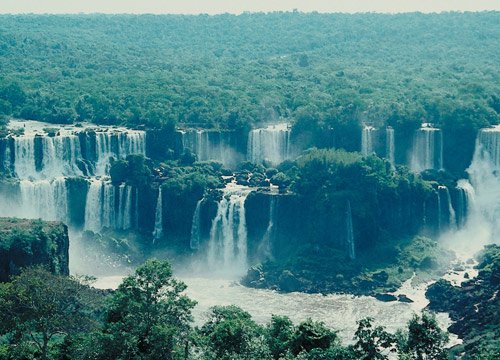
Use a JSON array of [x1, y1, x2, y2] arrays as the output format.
[[92, 273, 460, 345]]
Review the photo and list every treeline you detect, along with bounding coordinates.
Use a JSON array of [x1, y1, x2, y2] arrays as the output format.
[[0, 260, 453, 360], [0, 12, 498, 133]]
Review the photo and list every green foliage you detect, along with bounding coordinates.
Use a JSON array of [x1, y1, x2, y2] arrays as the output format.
[[397, 313, 448, 360], [266, 315, 294, 359], [0, 218, 69, 282], [199, 305, 268, 360], [0, 13, 497, 133], [353, 317, 395, 359], [0, 267, 101, 360], [270, 172, 291, 191], [97, 259, 196, 359], [245, 234, 453, 296], [109, 154, 151, 187], [161, 162, 223, 198], [289, 319, 337, 356]]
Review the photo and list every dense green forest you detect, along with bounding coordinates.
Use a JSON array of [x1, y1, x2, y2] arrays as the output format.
[[0, 12, 498, 133]]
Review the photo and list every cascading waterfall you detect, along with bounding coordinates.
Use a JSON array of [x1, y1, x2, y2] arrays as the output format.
[[84, 179, 134, 232], [10, 127, 146, 179], [94, 132, 113, 175], [41, 135, 83, 177], [180, 130, 237, 167], [247, 123, 291, 165], [101, 183, 116, 229], [12, 135, 84, 179], [441, 126, 499, 253], [182, 130, 210, 162], [386, 127, 395, 166], [410, 125, 443, 172], [116, 184, 133, 230], [5, 121, 146, 234], [13, 136, 37, 179], [94, 131, 146, 176], [345, 201, 355, 260], [455, 179, 475, 229], [259, 196, 277, 259], [361, 125, 376, 155], [207, 183, 252, 275], [190, 199, 203, 250], [84, 180, 104, 232], [437, 186, 456, 232], [17, 178, 68, 222], [152, 187, 163, 240], [465, 126, 500, 244], [134, 188, 139, 229]]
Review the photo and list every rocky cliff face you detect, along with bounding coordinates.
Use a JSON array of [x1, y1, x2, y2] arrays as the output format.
[[0, 218, 69, 281]]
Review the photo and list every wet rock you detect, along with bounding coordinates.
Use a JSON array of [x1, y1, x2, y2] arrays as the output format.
[[398, 294, 414, 303], [278, 270, 302, 292], [372, 271, 389, 283], [242, 266, 266, 288], [374, 293, 398, 302], [453, 264, 465, 272]]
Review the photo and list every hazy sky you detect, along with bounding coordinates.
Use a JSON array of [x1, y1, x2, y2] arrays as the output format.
[[1, 0, 499, 14]]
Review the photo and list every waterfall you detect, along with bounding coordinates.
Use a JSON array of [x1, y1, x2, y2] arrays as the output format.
[[94, 130, 146, 175], [181, 130, 236, 166], [361, 125, 376, 155], [410, 125, 443, 172], [441, 126, 499, 253], [84, 179, 134, 232], [190, 199, 203, 250], [5, 121, 146, 233], [345, 201, 355, 260], [118, 131, 146, 157], [84, 180, 103, 232], [134, 188, 139, 228], [466, 126, 500, 244], [13, 136, 37, 179], [11, 129, 146, 178], [455, 179, 475, 229], [116, 184, 133, 230], [41, 135, 83, 177], [100, 181, 116, 230], [17, 178, 68, 222], [12, 135, 84, 179], [386, 127, 395, 166], [94, 132, 112, 175], [152, 186, 163, 241], [207, 183, 252, 275], [247, 123, 291, 165], [182, 130, 209, 161], [259, 195, 277, 259], [437, 185, 456, 232]]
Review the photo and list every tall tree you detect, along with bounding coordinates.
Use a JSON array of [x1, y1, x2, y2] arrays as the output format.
[[397, 312, 448, 360], [98, 259, 196, 360], [0, 267, 98, 360]]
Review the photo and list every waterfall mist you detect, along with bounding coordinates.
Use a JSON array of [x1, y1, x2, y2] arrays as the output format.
[[410, 125, 443, 172], [247, 123, 291, 165], [441, 126, 500, 256], [206, 182, 251, 277]]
